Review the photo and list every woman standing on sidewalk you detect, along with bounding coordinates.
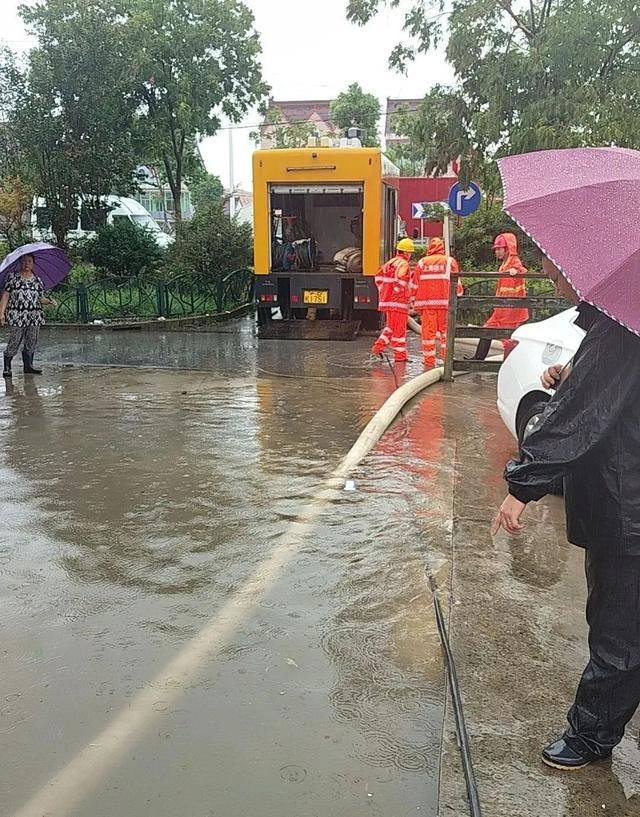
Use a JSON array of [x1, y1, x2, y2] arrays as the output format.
[[0, 254, 56, 377]]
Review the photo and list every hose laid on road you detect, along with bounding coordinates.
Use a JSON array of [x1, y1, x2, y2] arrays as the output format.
[[333, 367, 443, 480]]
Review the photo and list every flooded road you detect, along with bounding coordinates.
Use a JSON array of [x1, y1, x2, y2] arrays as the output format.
[[0, 327, 452, 817], [2, 323, 638, 816]]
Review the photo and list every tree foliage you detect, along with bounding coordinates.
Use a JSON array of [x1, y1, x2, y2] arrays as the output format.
[[165, 203, 252, 282], [330, 83, 381, 146], [16, 0, 138, 246], [0, 50, 33, 251], [0, 176, 33, 251], [129, 0, 268, 222], [81, 219, 165, 279], [189, 170, 225, 212], [385, 141, 426, 176], [0, 0, 268, 248], [348, 0, 640, 178], [251, 106, 318, 148]]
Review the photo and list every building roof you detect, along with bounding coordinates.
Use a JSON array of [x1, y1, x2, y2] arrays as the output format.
[[266, 98, 335, 127]]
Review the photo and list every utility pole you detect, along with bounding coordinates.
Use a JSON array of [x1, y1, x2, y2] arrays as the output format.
[[228, 126, 235, 218]]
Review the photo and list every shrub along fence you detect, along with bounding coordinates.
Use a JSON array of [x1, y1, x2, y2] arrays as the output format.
[[45, 268, 255, 324]]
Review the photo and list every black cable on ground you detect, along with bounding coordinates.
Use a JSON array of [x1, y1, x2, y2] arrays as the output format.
[[428, 572, 483, 817], [381, 351, 405, 417]]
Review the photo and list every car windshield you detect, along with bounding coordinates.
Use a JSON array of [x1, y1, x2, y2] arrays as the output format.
[[130, 214, 159, 230]]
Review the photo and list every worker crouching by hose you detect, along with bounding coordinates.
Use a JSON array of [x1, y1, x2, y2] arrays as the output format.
[[371, 238, 414, 363], [470, 233, 529, 360], [413, 237, 463, 369]]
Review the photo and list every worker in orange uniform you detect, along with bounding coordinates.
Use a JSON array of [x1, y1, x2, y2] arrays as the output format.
[[413, 237, 463, 368], [371, 238, 414, 363], [470, 232, 529, 360]]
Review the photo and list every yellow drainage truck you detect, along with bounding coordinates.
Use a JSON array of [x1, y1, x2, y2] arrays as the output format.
[[253, 146, 400, 334]]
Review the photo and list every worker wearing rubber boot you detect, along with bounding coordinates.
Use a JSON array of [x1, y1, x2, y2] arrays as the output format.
[[470, 233, 529, 360], [371, 238, 414, 363], [414, 237, 462, 368], [494, 257, 640, 772]]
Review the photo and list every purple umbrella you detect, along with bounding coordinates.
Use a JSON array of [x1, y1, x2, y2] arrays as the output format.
[[0, 242, 71, 291], [499, 147, 640, 335]]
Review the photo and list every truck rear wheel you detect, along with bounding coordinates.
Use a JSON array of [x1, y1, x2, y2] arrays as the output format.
[[360, 309, 382, 332], [257, 307, 272, 326]]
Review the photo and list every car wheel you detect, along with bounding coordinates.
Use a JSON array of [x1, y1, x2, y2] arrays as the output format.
[[517, 399, 549, 445], [516, 398, 564, 496]]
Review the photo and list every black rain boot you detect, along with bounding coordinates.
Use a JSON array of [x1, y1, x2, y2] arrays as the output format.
[[3, 354, 12, 378], [465, 338, 491, 361], [22, 351, 42, 375]]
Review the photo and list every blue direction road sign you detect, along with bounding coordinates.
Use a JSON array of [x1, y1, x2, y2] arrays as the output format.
[[412, 202, 425, 220], [448, 182, 482, 217]]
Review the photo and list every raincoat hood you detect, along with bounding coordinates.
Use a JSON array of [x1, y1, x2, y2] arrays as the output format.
[[498, 232, 523, 273], [497, 232, 518, 255], [427, 237, 445, 255]]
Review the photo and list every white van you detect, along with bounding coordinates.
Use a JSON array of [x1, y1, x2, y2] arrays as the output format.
[[31, 196, 174, 249]]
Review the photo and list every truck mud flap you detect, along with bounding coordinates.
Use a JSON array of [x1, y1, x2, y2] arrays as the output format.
[[258, 320, 361, 341]]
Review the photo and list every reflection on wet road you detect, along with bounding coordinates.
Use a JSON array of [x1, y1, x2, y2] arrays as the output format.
[[0, 329, 451, 817]]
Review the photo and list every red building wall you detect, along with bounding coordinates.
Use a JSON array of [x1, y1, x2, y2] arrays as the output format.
[[399, 177, 457, 238]]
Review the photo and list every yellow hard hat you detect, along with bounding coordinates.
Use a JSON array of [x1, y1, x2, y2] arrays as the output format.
[[397, 238, 415, 254]]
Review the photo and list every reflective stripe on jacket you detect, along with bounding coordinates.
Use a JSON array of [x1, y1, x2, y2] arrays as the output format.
[[413, 238, 462, 310], [375, 256, 411, 312]]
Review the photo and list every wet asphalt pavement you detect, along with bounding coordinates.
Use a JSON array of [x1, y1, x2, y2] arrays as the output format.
[[1, 318, 638, 816], [1, 321, 448, 817]]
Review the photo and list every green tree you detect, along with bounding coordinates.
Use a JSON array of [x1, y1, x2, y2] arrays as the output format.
[[0, 49, 34, 250], [385, 142, 425, 176], [330, 83, 381, 146], [348, 1, 640, 177], [251, 106, 318, 148], [189, 170, 225, 212], [129, 0, 268, 223], [11, 1, 139, 246], [0, 176, 33, 251], [82, 219, 165, 279], [166, 202, 252, 283]]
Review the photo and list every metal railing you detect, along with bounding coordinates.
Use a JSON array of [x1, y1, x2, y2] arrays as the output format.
[[443, 271, 568, 381], [44, 268, 255, 324]]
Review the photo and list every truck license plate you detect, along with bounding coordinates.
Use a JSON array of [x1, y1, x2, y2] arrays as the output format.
[[303, 289, 329, 305]]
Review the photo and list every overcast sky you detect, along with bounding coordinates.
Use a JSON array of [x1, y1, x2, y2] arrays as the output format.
[[3, 0, 454, 189]]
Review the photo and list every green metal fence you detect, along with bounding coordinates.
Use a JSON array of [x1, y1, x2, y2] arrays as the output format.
[[44, 268, 255, 324]]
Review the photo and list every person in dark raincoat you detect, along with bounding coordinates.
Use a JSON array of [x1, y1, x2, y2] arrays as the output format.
[[493, 255, 640, 771]]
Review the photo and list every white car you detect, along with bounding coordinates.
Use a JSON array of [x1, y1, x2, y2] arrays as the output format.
[[32, 195, 174, 249], [497, 307, 585, 442]]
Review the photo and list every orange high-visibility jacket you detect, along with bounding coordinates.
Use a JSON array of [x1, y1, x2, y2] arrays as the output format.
[[413, 238, 463, 310], [485, 232, 529, 328], [375, 255, 411, 312]]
